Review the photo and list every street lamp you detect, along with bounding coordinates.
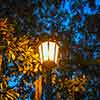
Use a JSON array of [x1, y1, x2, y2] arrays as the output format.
[[37, 40, 59, 100], [38, 41, 59, 65]]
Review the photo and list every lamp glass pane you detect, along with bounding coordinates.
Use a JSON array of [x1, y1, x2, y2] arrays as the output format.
[[42, 42, 49, 61], [55, 44, 59, 63], [39, 45, 43, 63], [49, 42, 55, 61]]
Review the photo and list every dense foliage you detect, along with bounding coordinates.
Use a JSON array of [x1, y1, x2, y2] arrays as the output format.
[[0, 0, 100, 100]]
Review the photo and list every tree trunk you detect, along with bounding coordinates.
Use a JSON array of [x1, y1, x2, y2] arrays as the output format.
[[0, 55, 2, 74]]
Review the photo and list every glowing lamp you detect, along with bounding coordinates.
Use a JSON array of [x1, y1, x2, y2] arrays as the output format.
[[39, 41, 59, 64]]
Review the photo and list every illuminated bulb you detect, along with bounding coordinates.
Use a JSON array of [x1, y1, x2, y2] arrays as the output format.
[[38, 41, 59, 64]]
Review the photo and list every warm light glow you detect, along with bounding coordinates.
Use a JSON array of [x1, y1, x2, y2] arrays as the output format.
[[42, 42, 49, 61], [55, 44, 59, 63], [39, 45, 43, 63], [49, 42, 55, 61], [38, 41, 59, 64]]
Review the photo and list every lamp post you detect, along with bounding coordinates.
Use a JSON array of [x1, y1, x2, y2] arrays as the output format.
[[37, 39, 60, 100]]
